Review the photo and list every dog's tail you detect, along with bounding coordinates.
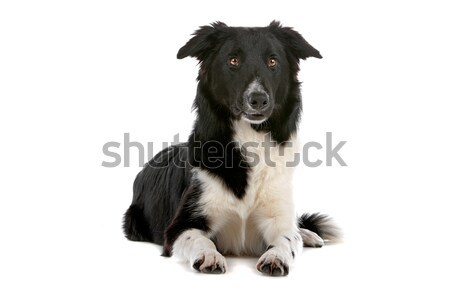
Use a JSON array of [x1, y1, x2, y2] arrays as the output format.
[[298, 212, 341, 242]]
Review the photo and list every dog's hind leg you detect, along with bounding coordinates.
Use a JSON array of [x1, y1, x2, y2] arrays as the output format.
[[299, 228, 324, 248], [123, 204, 153, 242], [171, 229, 227, 274]]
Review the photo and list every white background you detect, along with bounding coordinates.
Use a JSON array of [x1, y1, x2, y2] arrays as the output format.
[[1, 0, 449, 299]]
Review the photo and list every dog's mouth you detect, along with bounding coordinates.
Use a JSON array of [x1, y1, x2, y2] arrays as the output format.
[[232, 106, 270, 124], [242, 112, 267, 124]]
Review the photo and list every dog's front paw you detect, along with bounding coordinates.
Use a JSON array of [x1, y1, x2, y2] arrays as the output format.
[[256, 249, 290, 276], [192, 250, 227, 274]]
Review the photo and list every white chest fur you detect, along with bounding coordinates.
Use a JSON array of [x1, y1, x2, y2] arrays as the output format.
[[194, 120, 299, 255]]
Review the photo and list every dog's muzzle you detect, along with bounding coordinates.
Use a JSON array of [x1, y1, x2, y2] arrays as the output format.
[[242, 80, 272, 124]]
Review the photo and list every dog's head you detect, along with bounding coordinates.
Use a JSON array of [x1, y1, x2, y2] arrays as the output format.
[[177, 21, 322, 125]]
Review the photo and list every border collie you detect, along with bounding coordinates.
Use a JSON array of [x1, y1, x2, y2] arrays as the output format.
[[123, 21, 339, 276]]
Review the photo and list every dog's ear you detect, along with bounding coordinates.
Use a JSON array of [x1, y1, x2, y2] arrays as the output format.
[[269, 21, 322, 60], [177, 22, 228, 61]]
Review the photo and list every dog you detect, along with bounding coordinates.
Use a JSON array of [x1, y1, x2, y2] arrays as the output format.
[[123, 21, 339, 276]]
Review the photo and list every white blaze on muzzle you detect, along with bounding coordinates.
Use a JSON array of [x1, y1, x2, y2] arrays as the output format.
[[243, 79, 269, 107], [241, 79, 271, 124]]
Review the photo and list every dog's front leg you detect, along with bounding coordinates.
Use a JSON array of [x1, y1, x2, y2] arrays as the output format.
[[255, 206, 300, 276], [172, 229, 227, 274], [163, 177, 227, 274]]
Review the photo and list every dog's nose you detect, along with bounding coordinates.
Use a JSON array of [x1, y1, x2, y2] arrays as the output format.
[[248, 93, 269, 111]]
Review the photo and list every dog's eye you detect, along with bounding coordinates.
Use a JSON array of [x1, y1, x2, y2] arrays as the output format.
[[267, 57, 278, 68], [228, 57, 240, 67]]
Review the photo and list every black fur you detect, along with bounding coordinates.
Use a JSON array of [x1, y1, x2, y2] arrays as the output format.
[[123, 21, 323, 256], [123, 144, 191, 245], [298, 212, 340, 240], [162, 179, 209, 256], [266, 245, 275, 251]]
